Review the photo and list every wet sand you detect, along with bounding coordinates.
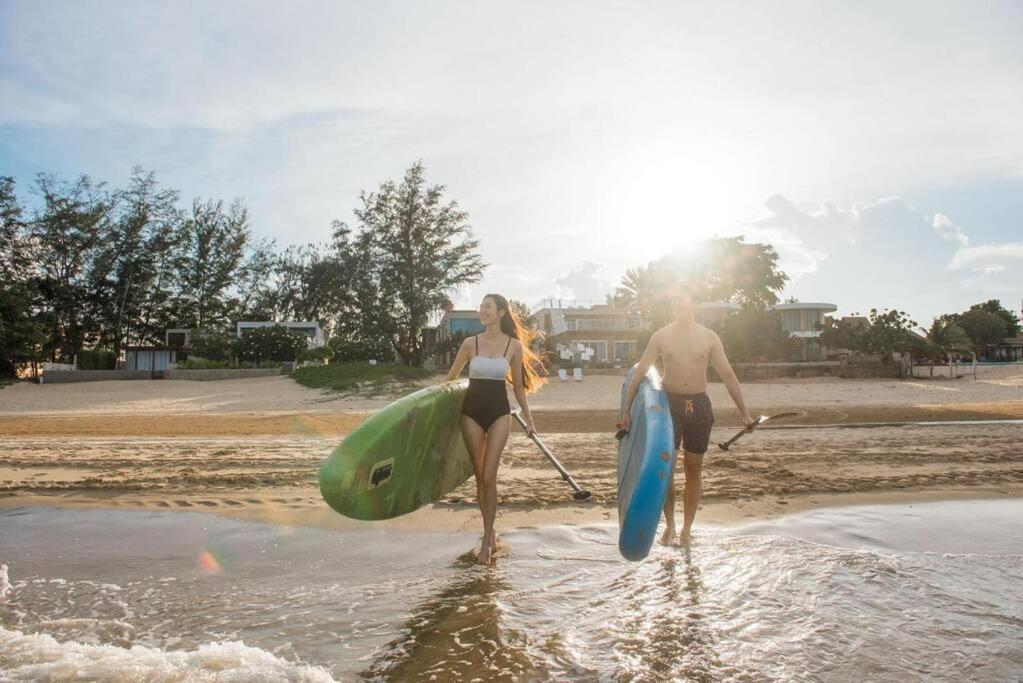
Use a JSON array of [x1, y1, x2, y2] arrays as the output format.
[[1, 367, 1021, 530]]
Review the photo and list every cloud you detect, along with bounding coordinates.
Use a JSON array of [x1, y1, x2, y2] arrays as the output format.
[[555, 261, 613, 302], [949, 243, 1023, 271], [932, 214, 969, 247]]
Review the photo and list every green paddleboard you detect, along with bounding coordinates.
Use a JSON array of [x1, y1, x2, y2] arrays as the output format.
[[319, 379, 473, 520]]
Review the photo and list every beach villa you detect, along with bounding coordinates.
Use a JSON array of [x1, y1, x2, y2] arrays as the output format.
[[529, 299, 648, 364], [772, 302, 839, 361]]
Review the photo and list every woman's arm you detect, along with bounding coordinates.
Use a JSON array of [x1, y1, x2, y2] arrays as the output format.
[[709, 332, 755, 430], [445, 338, 472, 382], [509, 340, 536, 436]]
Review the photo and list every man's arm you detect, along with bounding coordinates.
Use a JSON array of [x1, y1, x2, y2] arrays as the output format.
[[619, 329, 662, 432], [708, 332, 755, 430]]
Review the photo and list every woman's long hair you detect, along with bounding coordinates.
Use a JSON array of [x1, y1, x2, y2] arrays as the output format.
[[485, 293, 546, 393]]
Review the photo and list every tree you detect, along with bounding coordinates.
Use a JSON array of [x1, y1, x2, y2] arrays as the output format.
[[653, 236, 789, 309], [617, 236, 789, 327], [356, 161, 486, 366], [715, 308, 800, 365], [92, 167, 180, 355], [956, 309, 1009, 355], [508, 299, 533, 327], [817, 315, 869, 353], [920, 318, 972, 377], [861, 309, 918, 366], [29, 173, 113, 361], [965, 299, 1020, 337], [173, 198, 250, 329], [614, 264, 665, 315], [0, 177, 46, 376]]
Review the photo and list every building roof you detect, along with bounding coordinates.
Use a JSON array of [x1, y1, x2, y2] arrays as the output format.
[[771, 302, 838, 312]]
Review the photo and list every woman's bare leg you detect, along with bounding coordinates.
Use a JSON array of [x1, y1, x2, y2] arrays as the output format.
[[477, 416, 510, 564]]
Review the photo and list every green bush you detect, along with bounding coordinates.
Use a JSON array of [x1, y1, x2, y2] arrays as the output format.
[[329, 335, 394, 363], [237, 325, 308, 364], [77, 349, 116, 370], [298, 346, 334, 364], [292, 362, 430, 395], [187, 329, 238, 362]]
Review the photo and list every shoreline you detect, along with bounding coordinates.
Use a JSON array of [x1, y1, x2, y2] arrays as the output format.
[[3, 485, 1021, 535]]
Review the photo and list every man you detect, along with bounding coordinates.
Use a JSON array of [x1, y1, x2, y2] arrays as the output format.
[[619, 281, 755, 545]]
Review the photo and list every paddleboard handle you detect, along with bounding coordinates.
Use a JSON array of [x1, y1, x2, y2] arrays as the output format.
[[511, 410, 592, 501]]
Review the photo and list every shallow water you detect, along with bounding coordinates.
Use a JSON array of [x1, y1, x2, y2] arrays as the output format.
[[2, 500, 1021, 681]]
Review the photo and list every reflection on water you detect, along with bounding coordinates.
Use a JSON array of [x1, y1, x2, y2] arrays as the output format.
[[366, 556, 544, 681], [2, 501, 1022, 681]]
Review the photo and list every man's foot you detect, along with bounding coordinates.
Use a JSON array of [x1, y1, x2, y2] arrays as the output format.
[[659, 526, 678, 546], [491, 530, 500, 552], [678, 529, 692, 546]]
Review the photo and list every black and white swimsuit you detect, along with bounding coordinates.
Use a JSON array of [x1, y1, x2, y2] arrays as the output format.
[[462, 335, 512, 430]]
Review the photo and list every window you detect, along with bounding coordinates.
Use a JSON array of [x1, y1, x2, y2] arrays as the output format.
[[614, 341, 638, 362], [572, 340, 608, 362], [449, 318, 484, 336]]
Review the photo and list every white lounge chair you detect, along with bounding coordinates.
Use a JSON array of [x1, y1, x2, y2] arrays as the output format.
[[573, 367, 583, 382], [558, 368, 568, 382]]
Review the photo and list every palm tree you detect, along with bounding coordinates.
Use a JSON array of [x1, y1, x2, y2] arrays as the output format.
[[921, 319, 972, 378], [616, 265, 662, 315]]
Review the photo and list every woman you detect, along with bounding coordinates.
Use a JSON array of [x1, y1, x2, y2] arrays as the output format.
[[446, 294, 545, 564]]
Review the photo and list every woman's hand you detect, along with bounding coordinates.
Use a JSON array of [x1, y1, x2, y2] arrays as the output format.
[[525, 421, 537, 438], [742, 411, 757, 432], [618, 412, 632, 434]]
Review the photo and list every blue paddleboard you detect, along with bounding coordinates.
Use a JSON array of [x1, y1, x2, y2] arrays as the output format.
[[617, 366, 676, 561]]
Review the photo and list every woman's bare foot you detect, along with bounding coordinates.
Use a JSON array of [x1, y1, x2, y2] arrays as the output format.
[[476, 540, 493, 565], [659, 526, 678, 546], [679, 529, 692, 546]]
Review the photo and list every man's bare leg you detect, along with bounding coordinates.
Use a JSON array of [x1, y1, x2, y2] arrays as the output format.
[[659, 451, 681, 545], [679, 450, 704, 544]]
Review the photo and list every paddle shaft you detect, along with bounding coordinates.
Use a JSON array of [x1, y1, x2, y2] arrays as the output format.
[[717, 412, 800, 451], [511, 411, 591, 499]]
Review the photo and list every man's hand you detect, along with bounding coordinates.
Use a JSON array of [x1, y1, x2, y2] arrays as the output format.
[[525, 421, 537, 438], [742, 412, 757, 433]]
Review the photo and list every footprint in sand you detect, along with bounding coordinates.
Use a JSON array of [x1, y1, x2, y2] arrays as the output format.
[[174, 501, 193, 507], [224, 500, 243, 506], [244, 498, 260, 504], [196, 500, 219, 507], [155, 501, 171, 507]]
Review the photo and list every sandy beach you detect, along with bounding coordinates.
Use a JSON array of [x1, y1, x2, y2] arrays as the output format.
[[1, 366, 1021, 532]]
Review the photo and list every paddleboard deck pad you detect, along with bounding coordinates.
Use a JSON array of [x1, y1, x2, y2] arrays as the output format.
[[319, 379, 473, 520], [617, 366, 676, 561]]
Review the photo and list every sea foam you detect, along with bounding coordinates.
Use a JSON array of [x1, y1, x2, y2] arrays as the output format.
[[0, 627, 337, 682]]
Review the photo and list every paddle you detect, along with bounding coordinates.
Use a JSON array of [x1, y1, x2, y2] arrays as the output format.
[[511, 410, 592, 500], [717, 411, 799, 451]]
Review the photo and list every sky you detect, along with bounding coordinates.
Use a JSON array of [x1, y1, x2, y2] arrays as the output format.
[[2, 0, 1021, 325]]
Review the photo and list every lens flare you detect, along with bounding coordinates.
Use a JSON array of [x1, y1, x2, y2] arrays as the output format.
[[197, 549, 222, 575]]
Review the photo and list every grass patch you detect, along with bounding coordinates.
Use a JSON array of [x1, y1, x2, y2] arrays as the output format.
[[292, 362, 433, 397]]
